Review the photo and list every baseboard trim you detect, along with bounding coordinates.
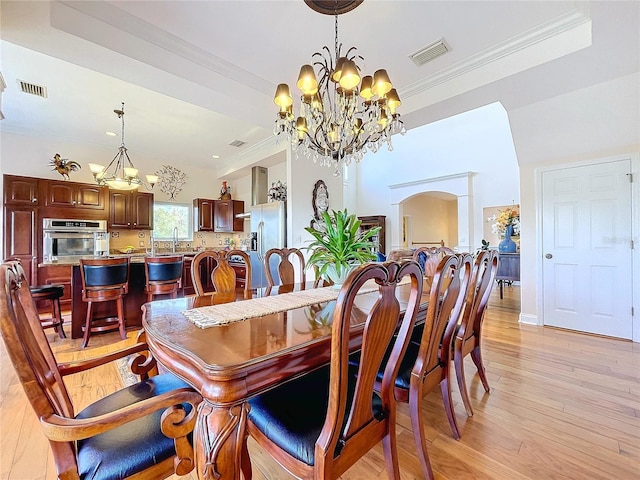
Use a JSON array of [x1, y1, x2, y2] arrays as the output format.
[[519, 313, 540, 326]]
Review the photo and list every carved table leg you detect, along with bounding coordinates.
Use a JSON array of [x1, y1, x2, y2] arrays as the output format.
[[195, 400, 250, 480]]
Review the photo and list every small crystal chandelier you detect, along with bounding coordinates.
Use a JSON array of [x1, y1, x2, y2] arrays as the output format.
[[273, 0, 405, 175], [88, 102, 158, 191]]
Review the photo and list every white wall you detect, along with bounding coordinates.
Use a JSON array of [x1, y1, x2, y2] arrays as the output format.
[[354, 102, 520, 252], [287, 150, 344, 251]]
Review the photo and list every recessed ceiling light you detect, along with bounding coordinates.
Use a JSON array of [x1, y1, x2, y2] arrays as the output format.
[[105, 131, 117, 136], [211, 154, 220, 159]]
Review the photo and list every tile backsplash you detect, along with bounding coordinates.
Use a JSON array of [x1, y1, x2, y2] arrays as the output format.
[[109, 230, 251, 253]]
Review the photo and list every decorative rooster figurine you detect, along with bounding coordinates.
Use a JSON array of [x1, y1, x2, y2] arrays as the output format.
[[49, 153, 81, 180]]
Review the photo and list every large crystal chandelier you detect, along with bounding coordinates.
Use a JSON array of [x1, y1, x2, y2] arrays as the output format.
[[88, 102, 158, 191], [273, 0, 405, 175]]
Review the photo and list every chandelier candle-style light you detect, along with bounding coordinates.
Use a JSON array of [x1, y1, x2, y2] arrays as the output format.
[[273, 0, 405, 174], [89, 102, 158, 191]]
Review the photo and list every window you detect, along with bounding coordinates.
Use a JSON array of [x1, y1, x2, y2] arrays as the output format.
[[152, 202, 193, 240]]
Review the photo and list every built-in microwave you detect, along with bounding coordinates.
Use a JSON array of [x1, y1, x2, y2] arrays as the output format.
[[42, 219, 109, 263]]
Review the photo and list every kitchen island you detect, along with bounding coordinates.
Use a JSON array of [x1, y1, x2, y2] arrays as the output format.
[[66, 252, 248, 339], [70, 259, 149, 339]]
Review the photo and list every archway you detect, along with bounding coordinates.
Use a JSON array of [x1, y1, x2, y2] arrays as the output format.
[[388, 172, 473, 252], [401, 192, 458, 250]]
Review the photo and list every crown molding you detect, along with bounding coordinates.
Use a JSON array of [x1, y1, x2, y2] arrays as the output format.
[[389, 172, 474, 190]]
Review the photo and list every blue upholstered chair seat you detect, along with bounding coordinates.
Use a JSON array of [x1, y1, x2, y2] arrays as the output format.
[[76, 373, 193, 480], [247, 364, 384, 466]]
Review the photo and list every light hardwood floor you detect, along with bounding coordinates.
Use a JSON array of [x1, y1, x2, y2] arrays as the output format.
[[1, 285, 639, 480]]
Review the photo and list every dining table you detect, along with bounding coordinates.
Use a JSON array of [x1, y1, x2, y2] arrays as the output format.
[[142, 279, 431, 480]]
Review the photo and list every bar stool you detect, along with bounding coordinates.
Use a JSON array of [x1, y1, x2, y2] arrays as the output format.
[[79, 257, 130, 348], [144, 255, 183, 301], [29, 284, 66, 339]]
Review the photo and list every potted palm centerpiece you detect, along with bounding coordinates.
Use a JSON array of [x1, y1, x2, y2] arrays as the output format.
[[305, 209, 381, 288]]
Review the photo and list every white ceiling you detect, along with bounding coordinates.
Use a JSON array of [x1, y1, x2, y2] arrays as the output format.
[[1, 1, 638, 177]]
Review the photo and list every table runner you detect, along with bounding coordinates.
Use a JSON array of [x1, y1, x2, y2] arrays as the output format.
[[183, 281, 383, 328]]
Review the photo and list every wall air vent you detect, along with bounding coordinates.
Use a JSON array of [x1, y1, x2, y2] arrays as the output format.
[[409, 39, 449, 66], [18, 80, 48, 98], [229, 139, 246, 147]]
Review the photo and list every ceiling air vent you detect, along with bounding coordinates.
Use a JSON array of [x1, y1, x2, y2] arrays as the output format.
[[18, 80, 48, 98], [229, 139, 246, 148], [409, 39, 449, 67]]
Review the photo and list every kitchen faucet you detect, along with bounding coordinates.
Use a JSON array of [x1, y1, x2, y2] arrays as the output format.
[[172, 227, 179, 253]]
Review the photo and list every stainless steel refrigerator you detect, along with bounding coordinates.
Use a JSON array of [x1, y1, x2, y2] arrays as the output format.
[[249, 201, 286, 289]]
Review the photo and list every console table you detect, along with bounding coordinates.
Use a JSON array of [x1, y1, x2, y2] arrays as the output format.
[[496, 252, 520, 299]]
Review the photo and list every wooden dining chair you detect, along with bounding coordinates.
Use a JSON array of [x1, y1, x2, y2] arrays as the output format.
[[264, 247, 306, 294], [351, 254, 471, 479], [453, 249, 499, 415], [241, 260, 424, 480], [413, 246, 455, 276], [192, 250, 252, 300], [0, 260, 202, 480], [3, 256, 66, 339]]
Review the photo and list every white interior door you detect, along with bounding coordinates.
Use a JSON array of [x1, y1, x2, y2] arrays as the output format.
[[542, 160, 633, 339]]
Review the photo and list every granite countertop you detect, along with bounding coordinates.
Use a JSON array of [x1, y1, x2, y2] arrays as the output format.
[[39, 249, 249, 267]]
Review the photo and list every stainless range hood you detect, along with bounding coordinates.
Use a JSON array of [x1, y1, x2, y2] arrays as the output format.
[[236, 166, 269, 219], [250, 166, 268, 205]]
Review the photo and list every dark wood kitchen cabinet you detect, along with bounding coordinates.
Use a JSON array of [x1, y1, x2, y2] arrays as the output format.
[[230, 261, 247, 289], [214, 200, 244, 232], [193, 199, 244, 232], [109, 190, 153, 229], [37, 264, 72, 310], [193, 198, 215, 231], [43, 180, 108, 211], [4, 175, 40, 206], [182, 256, 196, 296], [3, 175, 39, 285], [3, 207, 38, 286], [358, 215, 386, 255]]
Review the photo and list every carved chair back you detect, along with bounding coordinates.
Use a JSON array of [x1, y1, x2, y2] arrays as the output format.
[[245, 260, 423, 479], [192, 250, 252, 300], [453, 249, 499, 414], [1, 261, 76, 428], [1, 260, 201, 480], [264, 247, 306, 294], [397, 253, 471, 478], [413, 246, 455, 277]]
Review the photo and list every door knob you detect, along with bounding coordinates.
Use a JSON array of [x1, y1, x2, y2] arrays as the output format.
[[545, 253, 553, 259]]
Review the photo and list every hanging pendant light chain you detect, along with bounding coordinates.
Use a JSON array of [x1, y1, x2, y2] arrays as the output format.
[[120, 102, 126, 148], [334, 0, 339, 61]]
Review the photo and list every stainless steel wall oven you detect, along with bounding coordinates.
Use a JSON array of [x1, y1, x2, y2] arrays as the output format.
[[42, 219, 109, 262]]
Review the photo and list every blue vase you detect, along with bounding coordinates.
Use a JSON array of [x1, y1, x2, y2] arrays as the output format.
[[499, 225, 517, 253]]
